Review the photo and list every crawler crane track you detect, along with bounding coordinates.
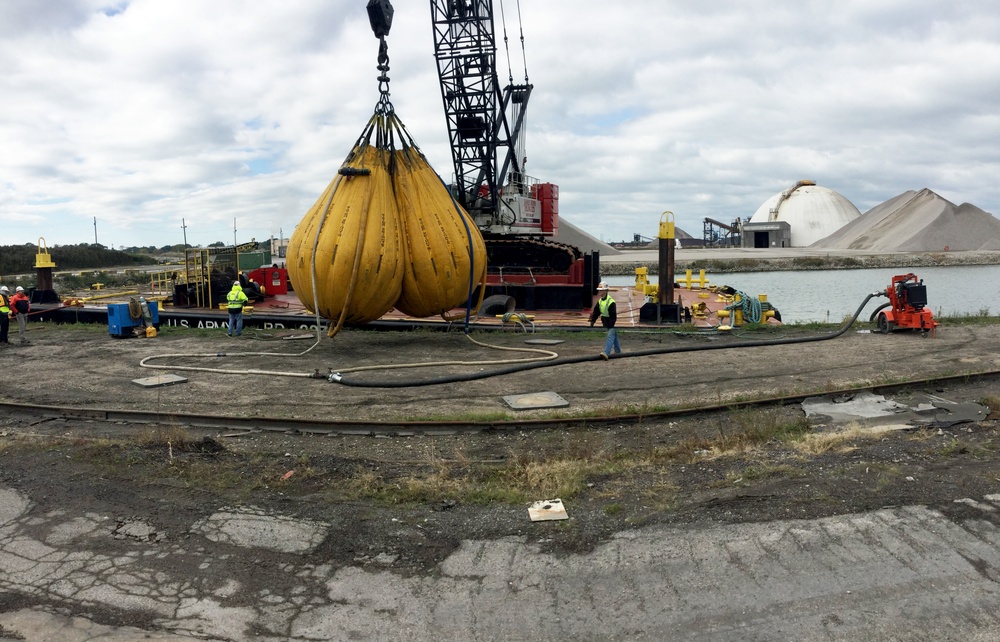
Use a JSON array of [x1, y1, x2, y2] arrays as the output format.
[[3, 370, 998, 438]]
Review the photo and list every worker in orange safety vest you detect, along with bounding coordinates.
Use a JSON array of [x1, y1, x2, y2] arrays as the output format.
[[9, 286, 30, 344]]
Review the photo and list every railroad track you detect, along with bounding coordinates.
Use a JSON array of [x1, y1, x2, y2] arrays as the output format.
[[3, 369, 997, 437]]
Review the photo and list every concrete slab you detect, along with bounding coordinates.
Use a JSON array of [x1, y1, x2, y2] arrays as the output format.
[[528, 498, 569, 521], [131, 374, 188, 388]]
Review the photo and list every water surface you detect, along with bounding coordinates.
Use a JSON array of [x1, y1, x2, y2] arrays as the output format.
[[606, 265, 995, 324]]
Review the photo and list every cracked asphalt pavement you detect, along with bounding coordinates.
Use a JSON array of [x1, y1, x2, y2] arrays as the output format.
[[2, 485, 1000, 640]]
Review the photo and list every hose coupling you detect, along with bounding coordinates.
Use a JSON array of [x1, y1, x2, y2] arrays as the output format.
[[328, 372, 343, 383]]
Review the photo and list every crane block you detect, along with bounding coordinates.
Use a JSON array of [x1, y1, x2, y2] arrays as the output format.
[[35, 237, 56, 269], [367, 0, 394, 38]]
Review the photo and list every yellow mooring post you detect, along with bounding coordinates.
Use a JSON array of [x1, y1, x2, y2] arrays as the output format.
[[34, 238, 58, 303], [657, 211, 676, 321]]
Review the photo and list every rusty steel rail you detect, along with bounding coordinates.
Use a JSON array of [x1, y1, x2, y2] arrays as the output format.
[[2, 369, 998, 437]]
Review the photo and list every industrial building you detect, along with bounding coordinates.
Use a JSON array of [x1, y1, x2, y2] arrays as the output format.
[[742, 180, 861, 248]]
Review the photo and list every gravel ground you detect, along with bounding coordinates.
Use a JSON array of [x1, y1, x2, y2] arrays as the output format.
[[1, 319, 999, 573]]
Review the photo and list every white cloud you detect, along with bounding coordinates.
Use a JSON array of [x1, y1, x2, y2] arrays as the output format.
[[1, 0, 998, 250]]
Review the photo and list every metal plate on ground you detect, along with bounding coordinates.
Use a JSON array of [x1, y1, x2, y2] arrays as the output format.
[[503, 391, 569, 410], [524, 339, 564, 346], [132, 374, 188, 388]]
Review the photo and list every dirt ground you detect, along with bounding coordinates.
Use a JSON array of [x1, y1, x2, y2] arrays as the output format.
[[1, 319, 1000, 576]]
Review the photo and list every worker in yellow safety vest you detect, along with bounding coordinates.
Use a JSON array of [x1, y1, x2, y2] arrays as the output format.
[[226, 281, 249, 337], [588, 281, 621, 360], [0, 285, 10, 345]]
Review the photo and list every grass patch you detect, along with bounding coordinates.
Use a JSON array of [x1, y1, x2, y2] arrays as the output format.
[[345, 466, 528, 505], [727, 463, 806, 484], [713, 407, 811, 452], [932, 436, 997, 459], [5, 425, 630, 507], [783, 320, 842, 330], [57, 426, 313, 497], [862, 462, 903, 491], [937, 310, 996, 326], [791, 257, 828, 269], [343, 455, 605, 505], [790, 423, 900, 455], [603, 503, 624, 516], [649, 407, 811, 463]]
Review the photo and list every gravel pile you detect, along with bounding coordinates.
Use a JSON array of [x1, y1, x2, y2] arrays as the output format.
[[811, 188, 1000, 252], [557, 217, 623, 255]]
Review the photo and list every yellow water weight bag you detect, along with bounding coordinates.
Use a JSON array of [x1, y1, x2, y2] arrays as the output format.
[[286, 120, 406, 329], [391, 135, 487, 319], [286, 11, 486, 335]]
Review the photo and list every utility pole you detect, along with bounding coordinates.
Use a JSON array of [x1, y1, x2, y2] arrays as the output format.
[[93, 217, 98, 245], [181, 218, 188, 248], [233, 217, 240, 275]]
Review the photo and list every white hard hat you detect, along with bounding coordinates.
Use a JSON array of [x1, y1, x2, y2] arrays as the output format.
[[597, 282, 609, 290], [15, 286, 24, 292], [233, 280, 241, 287], [0, 286, 7, 292]]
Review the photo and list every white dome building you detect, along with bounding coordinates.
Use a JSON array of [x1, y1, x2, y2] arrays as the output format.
[[745, 180, 861, 248]]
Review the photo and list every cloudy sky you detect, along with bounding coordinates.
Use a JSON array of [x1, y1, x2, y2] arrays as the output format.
[[2, 0, 998, 250]]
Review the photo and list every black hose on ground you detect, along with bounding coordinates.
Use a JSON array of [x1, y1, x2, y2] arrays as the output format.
[[869, 301, 890, 322], [330, 292, 881, 388]]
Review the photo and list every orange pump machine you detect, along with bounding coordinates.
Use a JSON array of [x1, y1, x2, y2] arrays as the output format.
[[872, 273, 937, 335]]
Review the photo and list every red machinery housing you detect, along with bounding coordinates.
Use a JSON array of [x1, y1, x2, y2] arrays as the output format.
[[874, 273, 937, 335], [245, 266, 289, 296]]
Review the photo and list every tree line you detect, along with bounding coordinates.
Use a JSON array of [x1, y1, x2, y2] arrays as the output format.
[[0, 243, 155, 274]]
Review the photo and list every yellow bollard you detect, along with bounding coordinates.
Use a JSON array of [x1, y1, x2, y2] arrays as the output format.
[[634, 267, 649, 290]]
